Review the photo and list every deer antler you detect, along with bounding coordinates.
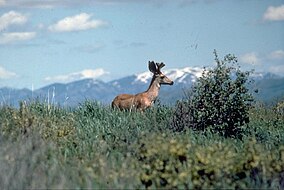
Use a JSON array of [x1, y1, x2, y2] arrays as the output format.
[[156, 62, 165, 73]]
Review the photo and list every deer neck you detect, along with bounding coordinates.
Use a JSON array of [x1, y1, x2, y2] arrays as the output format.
[[146, 77, 160, 102]]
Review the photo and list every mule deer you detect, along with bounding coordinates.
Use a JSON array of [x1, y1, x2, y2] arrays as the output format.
[[112, 61, 174, 111]]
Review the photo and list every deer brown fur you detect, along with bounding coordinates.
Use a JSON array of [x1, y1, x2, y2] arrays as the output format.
[[112, 61, 174, 111]]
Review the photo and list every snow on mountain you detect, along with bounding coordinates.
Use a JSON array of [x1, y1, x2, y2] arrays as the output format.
[[134, 66, 281, 85], [134, 67, 205, 84], [165, 67, 204, 83], [134, 71, 151, 83]]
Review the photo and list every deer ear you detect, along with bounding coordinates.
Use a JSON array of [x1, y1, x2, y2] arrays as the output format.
[[148, 61, 157, 73]]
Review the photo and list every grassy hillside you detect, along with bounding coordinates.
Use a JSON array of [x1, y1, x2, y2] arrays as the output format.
[[0, 100, 283, 189]]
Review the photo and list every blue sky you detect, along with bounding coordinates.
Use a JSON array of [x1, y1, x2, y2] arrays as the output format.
[[0, 0, 283, 89]]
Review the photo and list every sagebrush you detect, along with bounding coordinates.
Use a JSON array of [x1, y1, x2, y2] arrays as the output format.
[[172, 51, 254, 138]]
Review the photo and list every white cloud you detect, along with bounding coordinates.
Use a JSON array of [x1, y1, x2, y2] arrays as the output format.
[[48, 13, 107, 32], [239, 52, 261, 65], [0, 0, 224, 8], [45, 69, 109, 83], [0, 0, 90, 8], [0, 0, 6, 6], [268, 50, 284, 60], [0, 32, 36, 44], [0, 66, 17, 79], [263, 5, 284, 21], [0, 0, 162, 8], [0, 11, 28, 31], [0, 0, 55, 8]]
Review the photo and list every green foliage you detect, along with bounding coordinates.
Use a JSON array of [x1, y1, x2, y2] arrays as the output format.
[[172, 50, 254, 137], [0, 96, 283, 189], [138, 134, 284, 189]]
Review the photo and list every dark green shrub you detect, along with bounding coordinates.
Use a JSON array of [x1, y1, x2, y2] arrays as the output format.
[[171, 50, 254, 137]]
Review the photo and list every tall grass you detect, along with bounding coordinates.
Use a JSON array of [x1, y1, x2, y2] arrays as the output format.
[[0, 100, 283, 189]]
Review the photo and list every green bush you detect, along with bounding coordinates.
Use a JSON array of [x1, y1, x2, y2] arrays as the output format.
[[171, 50, 254, 137]]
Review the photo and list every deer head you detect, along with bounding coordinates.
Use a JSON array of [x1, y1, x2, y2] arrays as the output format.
[[148, 61, 174, 85]]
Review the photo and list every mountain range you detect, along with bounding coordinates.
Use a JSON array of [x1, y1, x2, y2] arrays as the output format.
[[1, 67, 284, 107]]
